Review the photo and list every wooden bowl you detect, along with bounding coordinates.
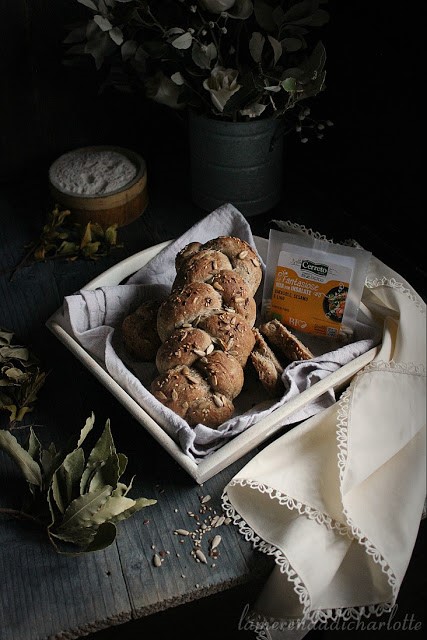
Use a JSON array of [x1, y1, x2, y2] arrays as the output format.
[[48, 146, 148, 228]]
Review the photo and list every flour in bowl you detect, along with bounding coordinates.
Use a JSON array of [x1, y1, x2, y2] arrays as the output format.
[[50, 148, 138, 196]]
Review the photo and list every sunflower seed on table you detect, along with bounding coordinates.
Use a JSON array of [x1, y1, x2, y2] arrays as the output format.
[[211, 535, 222, 550], [195, 549, 207, 564]]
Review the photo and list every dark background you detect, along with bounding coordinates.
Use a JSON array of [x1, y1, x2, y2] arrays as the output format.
[[0, 4, 424, 639], [0, 0, 420, 225]]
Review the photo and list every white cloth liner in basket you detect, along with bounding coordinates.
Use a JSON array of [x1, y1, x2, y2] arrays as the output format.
[[50, 204, 381, 462]]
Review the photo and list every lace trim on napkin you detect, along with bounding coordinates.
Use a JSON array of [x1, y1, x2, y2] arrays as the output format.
[[222, 482, 395, 626], [365, 276, 426, 313]]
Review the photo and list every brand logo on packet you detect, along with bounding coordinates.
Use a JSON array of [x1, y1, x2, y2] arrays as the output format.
[[301, 260, 328, 278]]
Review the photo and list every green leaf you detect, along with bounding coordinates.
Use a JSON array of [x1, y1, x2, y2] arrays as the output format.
[[80, 419, 115, 493], [254, 0, 276, 31], [88, 494, 136, 525], [0, 330, 14, 346], [52, 447, 86, 510], [109, 27, 124, 46], [267, 35, 282, 65], [249, 32, 265, 63], [56, 485, 113, 532], [83, 521, 117, 552], [281, 37, 303, 52], [110, 497, 157, 524], [51, 469, 67, 513], [171, 32, 193, 50], [77, 0, 98, 10], [117, 452, 128, 478], [88, 453, 121, 492], [78, 412, 96, 448], [27, 428, 42, 462], [94, 14, 112, 31], [0, 346, 29, 361], [0, 430, 42, 486]]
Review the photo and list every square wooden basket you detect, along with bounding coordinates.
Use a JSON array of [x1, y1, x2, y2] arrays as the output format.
[[46, 236, 378, 484]]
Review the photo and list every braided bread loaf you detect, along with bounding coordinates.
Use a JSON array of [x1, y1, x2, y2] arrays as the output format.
[[150, 236, 263, 428]]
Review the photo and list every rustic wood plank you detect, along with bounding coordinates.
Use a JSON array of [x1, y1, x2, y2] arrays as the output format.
[[0, 183, 273, 640]]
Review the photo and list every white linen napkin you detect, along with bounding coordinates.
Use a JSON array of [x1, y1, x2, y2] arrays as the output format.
[[50, 204, 380, 461], [222, 253, 426, 635]]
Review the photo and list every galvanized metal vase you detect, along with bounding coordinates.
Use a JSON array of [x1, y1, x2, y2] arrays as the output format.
[[188, 111, 284, 217]]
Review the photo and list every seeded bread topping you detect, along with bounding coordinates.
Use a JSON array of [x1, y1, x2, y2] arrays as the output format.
[[151, 236, 262, 428]]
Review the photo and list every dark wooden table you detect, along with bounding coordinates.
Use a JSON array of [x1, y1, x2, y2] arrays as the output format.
[[0, 171, 425, 640]]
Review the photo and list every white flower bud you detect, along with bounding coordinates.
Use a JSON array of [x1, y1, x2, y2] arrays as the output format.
[[203, 65, 241, 112]]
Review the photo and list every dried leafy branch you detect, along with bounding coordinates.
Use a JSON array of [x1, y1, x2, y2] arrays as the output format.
[[0, 413, 156, 554], [10, 205, 122, 277], [0, 328, 47, 426]]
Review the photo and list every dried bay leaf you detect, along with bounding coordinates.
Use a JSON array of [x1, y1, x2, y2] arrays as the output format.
[[55, 485, 113, 532], [0, 430, 42, 486], [0, 329, 47, 425], [1, 413, 157, 553]]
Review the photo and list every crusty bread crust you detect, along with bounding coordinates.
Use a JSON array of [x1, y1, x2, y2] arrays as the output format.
[[259, 319, 314, 362], [151, 236, 262, 428]]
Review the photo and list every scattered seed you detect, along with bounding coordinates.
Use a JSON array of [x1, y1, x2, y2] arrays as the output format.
[[193, 349, 206, 357], [200, 495, 211, 504], [151, 544, 156, 550], [174, 528, 190, 536], [195, 549, 207, 564], [181, 574, 186, 579], [238, 250, 248, 259], [211, 535, 222, 550], [153, 554, 162, 567], [224, 517, 232, 525], [186, 373, 200, 384], [171, 389, 178, 401], [252, 258, 260, 267], [205, 343, 214, 355], [215, 516, 225, 527]]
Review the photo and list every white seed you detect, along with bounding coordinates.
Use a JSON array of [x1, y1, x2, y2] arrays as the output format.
[[201, 494, 211, 504], [211, 515, 219, 527], [193, 349, 206, 357], [195, 549, 207, 564], [212, 394, 223, 407], [238, 250, 248, 259], [171, 389, 178, 401], [174, 528, 190, 536], [211, 535, 222, 550], [215, 516, 225, 527], [153, 554, 162, 567], [205, 343, 214, 355]]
